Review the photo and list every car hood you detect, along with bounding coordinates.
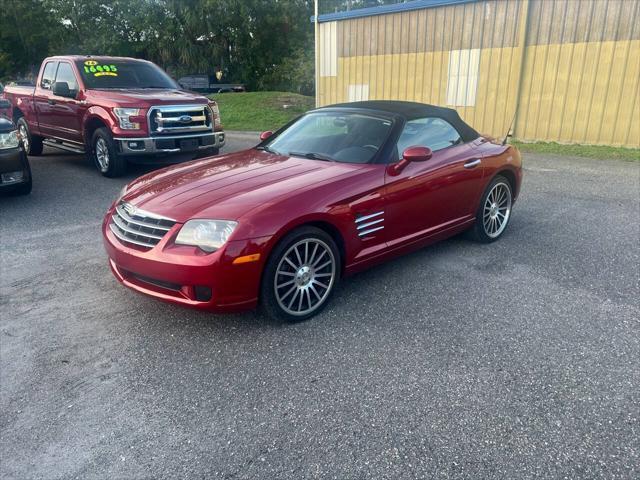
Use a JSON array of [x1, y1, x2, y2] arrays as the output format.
[[87, 88, 209, 107], [121, 150, 366, 223]]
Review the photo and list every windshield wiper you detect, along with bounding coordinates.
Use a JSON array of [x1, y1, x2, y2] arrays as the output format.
[[256, 145, 279, 154], [288, 151, 335, 162]]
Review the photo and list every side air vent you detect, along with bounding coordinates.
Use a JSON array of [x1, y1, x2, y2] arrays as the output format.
[[355, 211, 384, 238]]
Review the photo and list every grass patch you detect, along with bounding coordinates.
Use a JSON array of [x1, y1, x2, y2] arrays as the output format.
[[209, 91, 314, 132], [512, 140, 640, 162]]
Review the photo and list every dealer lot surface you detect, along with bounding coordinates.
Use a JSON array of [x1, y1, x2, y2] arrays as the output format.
[[1, 135, 638, 479]]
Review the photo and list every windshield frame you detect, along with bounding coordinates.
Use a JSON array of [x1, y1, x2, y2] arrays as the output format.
[[74, 59, 179, 90], [258, 108, 401, 165]]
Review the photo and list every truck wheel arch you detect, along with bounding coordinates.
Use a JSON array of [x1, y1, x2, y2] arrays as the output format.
[[83, 109, 111, 148]]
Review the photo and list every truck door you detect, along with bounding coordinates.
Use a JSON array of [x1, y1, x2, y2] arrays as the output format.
[[47, 61, 84, 145], [32, 61, 58, 138]]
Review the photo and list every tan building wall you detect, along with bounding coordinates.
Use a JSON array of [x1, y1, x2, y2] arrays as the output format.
[[316, 0, 640, 147]]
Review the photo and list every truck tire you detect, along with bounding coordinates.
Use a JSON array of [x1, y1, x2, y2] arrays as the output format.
[[92, 127, 126, 177], [17, 118, 43, 156]]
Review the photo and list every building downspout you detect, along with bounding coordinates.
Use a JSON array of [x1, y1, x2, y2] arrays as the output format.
[[314, 0, 320, 107], [510, 0, 531, 140]]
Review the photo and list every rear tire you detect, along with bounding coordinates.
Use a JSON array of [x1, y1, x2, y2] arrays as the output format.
[[17, 118, 43, 156], [470, 175, 513, 243], [260, 226, 340, 323], [92, 127, 126, 177]]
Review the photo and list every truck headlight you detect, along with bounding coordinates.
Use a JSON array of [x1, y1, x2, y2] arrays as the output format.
[[0, 130, 20, 149], [175, 220, 237, 252], [113, 108, 141, 130], [208, 102, 222, 129]]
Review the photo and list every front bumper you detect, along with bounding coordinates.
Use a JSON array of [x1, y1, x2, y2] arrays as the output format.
[[114, 131, 225, 155], [102, 208, 271, 312], [0, 147, 30, 188]]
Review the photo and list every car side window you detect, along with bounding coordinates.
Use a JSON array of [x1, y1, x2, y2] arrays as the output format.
[[40, 62, 58, 90], [55, 62, 79, 93], [396, 117, 462, 157]]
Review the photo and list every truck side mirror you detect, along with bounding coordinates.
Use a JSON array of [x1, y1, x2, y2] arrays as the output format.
[[53, 81, 74, 99]]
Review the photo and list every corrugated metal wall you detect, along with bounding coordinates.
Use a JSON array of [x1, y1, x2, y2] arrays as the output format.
[[317, 0, 640, 147]]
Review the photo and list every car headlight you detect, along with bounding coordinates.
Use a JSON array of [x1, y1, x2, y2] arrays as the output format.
[[175, 220, 237, 252], [113, 108, 141, 130], [0, 130, 20, 150]]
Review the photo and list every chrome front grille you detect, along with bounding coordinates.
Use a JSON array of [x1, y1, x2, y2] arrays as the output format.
[[109, 203, 176, 249], [356, 211, 384, 238], [148, 104, 212, 135]]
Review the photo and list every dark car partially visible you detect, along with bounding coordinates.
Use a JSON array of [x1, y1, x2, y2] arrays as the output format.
[[0, 99, 31, 195]]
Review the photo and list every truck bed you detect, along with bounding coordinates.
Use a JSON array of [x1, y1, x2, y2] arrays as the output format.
[[3, 85, 36, 97]]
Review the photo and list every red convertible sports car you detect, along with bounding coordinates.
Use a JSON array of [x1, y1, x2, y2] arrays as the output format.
[[103, 101, 522, 321]]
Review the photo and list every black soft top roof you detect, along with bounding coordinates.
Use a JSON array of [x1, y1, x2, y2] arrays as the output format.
[[318, 100, 479, 143]]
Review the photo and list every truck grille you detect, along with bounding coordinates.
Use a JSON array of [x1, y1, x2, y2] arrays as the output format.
[[148, 104, 212, 135], [109, 203, 176, 249]]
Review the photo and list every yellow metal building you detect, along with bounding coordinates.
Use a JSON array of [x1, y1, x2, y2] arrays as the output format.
[[315, 0, 639, 147]]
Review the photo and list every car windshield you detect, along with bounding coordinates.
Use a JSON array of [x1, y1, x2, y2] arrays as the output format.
[[75, 59, 178, 89], [263, 111, 394, 164]]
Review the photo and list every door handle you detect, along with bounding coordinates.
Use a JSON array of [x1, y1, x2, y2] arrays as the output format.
[[464, 159, 481, 169], [47, 99, 56, 105]]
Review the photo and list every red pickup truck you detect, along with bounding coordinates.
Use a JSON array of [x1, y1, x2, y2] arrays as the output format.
[[2, 55, 225, 177]]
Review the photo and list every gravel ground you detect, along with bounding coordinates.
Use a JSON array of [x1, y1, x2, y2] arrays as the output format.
[[1, 134, 639, 479]]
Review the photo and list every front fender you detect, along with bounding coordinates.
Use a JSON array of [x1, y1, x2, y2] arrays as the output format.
[[83, 106, 117, 142]]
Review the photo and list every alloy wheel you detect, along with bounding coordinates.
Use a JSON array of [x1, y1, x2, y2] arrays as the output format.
[[19, 124, 29, 152], [483, 182, 512, 238], [274, 238, 336, 317], [95, 138, 109, 172]]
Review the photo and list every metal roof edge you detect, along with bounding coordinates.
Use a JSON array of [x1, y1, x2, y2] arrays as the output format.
[[311, 0, 478, 23]]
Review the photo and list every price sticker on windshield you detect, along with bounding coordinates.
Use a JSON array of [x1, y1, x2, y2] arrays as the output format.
[[84, 60, 118, 77]]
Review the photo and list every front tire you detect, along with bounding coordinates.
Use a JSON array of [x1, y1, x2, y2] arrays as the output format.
[[470, 175, 513, 243], [261, 226, 340, 323], [17, 118, 43, 156], [92, 127, 127, 177]]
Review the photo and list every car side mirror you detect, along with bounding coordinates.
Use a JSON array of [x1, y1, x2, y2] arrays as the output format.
[[260, 131, 273, 141], [52, 81, 75, 98], [388, 146, 433, 176], [0, 99, 10, 110]]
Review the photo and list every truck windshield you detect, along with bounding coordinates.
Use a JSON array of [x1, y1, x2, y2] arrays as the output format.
[[75, 59, 178, 90]]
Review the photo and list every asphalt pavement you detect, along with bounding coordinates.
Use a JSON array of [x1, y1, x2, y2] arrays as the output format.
[[1, 134, 639, 479]]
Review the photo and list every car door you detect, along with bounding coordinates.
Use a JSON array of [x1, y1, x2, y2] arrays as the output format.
[[47, 61, 84, 144], [384, 117, 484, 248], [32, 60, 58, 138]]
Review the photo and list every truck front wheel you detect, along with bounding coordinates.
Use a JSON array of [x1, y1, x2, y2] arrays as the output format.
[[17, 118, 43, 156], [92, 128, 126, 177]]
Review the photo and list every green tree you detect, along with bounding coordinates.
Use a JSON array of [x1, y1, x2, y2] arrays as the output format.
[[0, 0, 65, 80]]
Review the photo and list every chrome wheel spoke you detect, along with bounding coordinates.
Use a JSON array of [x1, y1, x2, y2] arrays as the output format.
[[310, 284, 322, 300], [312, 278, 329, 289], [312, 250, 326, 267], [315, 260, 332, 271], [277, 270, 295, 277], [288, 289, 299, 309], [284, 256, 298, 270]]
